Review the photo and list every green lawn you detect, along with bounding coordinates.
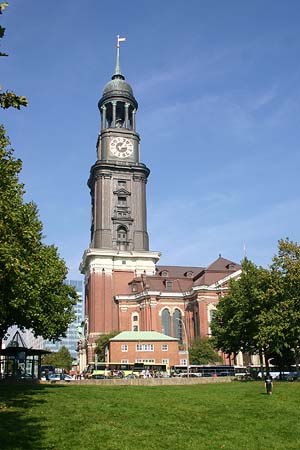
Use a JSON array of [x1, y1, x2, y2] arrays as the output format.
[[0, 381, 299, 450]]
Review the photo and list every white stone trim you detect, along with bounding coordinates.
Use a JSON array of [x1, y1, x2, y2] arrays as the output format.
[[115, 290, 186, 302], [80, 248, 161, 276], [192, 270, 241, 293], [173, 306, 184, 316], [209, 269, 242, 289], [158, 306, 171, 316], [119, 304, 138, 309]]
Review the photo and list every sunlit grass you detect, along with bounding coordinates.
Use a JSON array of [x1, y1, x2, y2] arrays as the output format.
[[0, 381, 299, 450]]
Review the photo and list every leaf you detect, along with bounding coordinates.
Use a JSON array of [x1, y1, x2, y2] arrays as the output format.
[[0, 3, 9, 13], [0, 91, 28, 109]]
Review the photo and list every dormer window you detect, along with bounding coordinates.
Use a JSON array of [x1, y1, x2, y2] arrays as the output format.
[[185, 271, 194, 278], [227, 264, 236, 270], [165, 280, 173, 290], [161, 270, 169, 277], [132, 283, 137, 293]]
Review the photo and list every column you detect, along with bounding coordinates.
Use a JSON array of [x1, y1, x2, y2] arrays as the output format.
[[125, 103, 129, 128], [101, 105, 106, 131], [112, 101, 117, 128], [132, 109, 136, 131]]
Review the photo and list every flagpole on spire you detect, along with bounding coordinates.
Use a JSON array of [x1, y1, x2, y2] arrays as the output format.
[[114, 35, 126, 76]]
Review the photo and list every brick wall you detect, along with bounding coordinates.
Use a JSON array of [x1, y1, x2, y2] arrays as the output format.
[[109, 339, 179, 366]]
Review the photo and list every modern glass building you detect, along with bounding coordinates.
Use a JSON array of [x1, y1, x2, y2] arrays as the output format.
[[44, 280, 84, 362]]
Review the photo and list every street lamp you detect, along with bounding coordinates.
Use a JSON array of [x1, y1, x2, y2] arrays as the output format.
[[176, 317, 190, 378]]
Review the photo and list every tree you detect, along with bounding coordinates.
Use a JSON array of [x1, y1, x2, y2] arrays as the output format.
[[211, 258, 270, 367], [0, 126, 78, 341], [42, 346, 73, 371], [0, 2, 28, 109], [263, 239, 300, 371], [189, 337, 223, 365], [211, 241, 300, 374], [95, 332, 118, 361]]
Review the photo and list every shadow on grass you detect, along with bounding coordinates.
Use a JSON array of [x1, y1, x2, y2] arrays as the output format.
[[0, 382, 63, 450]]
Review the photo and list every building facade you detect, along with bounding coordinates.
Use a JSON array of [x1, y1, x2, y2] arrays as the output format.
[[44, 279, 84, 361], [80, 41, 241, 365], [109, 331, 179, 368]]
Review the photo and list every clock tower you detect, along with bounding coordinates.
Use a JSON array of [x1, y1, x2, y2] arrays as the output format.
[[80, 38, 160, 355]]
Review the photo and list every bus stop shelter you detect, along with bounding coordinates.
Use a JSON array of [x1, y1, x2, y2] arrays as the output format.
[[0, 331, 50, 380]]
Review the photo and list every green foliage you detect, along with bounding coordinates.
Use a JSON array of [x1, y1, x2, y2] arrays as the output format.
[[0, 2, 28, 109], [0, 91, 28, 109], [211, 258, 269, 357], [211, 240, 300, 365], [189, 337, 223, 365], [0, 3, 9, 13], [95, 331, 118, 361], [42, 346, 73, 371], [263, 239, 300, 355], [0, 125, 77, 340]]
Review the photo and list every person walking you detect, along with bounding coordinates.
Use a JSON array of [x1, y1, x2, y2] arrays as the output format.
[[265, 374, 273, 395]]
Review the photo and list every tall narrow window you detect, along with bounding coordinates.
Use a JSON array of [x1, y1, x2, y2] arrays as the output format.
[[194, 310, 200, 337], [208, 309, 215, 335], [117, 226, 128, 250], [132, 313, 139, 332], [161, 309, 171, 336], [118, 196, 127, 207], [173, 309, 183, 344]]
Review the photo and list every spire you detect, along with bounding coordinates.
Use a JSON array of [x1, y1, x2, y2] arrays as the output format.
[[113, 35, 126, 80]]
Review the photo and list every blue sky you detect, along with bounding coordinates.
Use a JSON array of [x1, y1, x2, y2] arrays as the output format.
[[2, 0, 300, 279]]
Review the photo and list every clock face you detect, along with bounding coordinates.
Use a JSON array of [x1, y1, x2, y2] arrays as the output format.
[[110, 137, 134, 158]]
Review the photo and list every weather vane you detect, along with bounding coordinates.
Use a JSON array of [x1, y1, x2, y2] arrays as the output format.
[[116, 35, 126, 48], [115, 35, 126, 76]]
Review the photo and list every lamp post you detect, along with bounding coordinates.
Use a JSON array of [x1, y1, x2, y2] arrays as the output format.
[[176, 317, 189, 378]]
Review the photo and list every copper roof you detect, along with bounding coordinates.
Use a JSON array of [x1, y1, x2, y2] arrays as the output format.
[[156, 265, 204, 278], [125, 256, 240, 295]]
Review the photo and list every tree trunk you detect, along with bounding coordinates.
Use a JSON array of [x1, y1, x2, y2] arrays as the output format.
[[259, 349, 264, 379], [265, 350, 270, 375], [295, 348, 300, 378]]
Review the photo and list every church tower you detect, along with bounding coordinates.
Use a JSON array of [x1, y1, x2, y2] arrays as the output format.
[[80, 37, 160, 356]]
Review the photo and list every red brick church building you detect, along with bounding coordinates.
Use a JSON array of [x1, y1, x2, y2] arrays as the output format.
[[80, 39, 241, 366]]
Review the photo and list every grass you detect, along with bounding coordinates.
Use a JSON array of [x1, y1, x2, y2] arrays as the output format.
[[0, 381, 300, 450]]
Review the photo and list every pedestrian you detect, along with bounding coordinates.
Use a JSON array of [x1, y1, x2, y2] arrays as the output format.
[[265, 374, 273, 395]]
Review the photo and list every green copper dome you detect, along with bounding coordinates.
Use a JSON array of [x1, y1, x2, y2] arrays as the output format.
[[103, 76, 134, 97], [99, 74, 138, 109]]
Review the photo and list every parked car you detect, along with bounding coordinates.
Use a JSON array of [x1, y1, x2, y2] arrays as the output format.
[[48, 373, 74, 382], [125, 374, 137, 379], [275, 372, 300, 381], [92, 374, 109, 379]]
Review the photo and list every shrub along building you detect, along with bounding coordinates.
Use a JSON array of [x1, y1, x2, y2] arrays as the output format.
[[80, 37, 241, 367]]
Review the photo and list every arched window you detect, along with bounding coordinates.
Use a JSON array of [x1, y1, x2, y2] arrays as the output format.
[[194, 310, 200, 337], [117, 226, 128, 250], [208, 308, 215, 336], [173, 309, 183, 344], [161, 309, 171, 336]]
